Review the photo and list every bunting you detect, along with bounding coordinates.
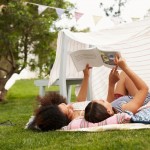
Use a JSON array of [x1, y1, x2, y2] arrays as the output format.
[[24, 2, 64, 17], [23, 2, 103, 25], [92, 15, 102, 25], [0, 5, 6, 14], [75, 11, 84, 22], [22, 2, 28, 6], [38, 5, 48, 15], [56, 8, 65, 19], [131, 17, 140, 21]]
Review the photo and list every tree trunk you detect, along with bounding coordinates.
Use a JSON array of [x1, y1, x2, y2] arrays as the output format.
[[0, 88, 7, 101], [0, 76, 10, 101], [0, 77, 8, 101], [0, 55, 16, 101]]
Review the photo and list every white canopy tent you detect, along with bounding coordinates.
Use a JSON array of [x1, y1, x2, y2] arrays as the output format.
[[49, 18, 150, 102]]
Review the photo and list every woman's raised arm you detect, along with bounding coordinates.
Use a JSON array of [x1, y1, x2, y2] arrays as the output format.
[[107, 66, 120, 102], [76, 64, 92, 102], [115, 56, 149, 114]]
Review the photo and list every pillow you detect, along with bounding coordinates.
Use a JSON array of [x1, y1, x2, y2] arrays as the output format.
[[125, 102, 150, 124], [127, 108, 150, 124], [61, 113, 131, 131]]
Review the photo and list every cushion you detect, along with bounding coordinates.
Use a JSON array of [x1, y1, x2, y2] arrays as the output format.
[[61, 112, 131, 131], [125, 102, 150, 124]]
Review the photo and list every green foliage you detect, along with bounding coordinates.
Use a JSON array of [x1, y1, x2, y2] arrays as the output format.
[[0, 0, 73, 78], [0, 79, 150, 150]]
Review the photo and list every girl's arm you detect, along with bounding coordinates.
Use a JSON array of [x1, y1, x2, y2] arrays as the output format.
[[107, 66, 120, 102], [115, 56, 149, 114], [76, 64, 91, 102]]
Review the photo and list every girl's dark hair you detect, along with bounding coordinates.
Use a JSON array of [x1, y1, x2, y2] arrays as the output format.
[[38, 92, 67, 106], [32, 92, 70, 131], [84, 102, 111, 123], [34, 105, 71, 131]]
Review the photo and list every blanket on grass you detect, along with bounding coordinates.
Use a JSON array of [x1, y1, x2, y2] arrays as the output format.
[[59, 123, 150, 132], [25, 102, 150, 131]]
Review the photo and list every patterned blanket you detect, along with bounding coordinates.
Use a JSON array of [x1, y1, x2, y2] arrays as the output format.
[[59, 123, 150, 132], [127, 102, 150, 123]]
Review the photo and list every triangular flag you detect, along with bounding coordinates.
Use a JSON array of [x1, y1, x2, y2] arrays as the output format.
[[92, 15, 102, 25], [0, 5, 6, 14], [56, 8, 65, 19], [22, 2, 28, 6], [75, 11, 84, 22], [38, 5, 48, 15], [131, 17, 140, 22]]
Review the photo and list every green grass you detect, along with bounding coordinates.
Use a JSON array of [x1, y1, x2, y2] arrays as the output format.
[[0, 79, 150, 150]]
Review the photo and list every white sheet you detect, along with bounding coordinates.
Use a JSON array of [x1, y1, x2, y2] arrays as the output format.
[[49, 18, 150, 100]]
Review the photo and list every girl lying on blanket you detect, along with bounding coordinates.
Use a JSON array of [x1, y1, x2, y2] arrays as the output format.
[[84, 55, 150, 123], [28, 64, 92, 131]]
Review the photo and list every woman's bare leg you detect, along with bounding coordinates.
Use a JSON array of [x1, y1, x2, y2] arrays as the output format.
[[114, 71, 127, 95], [115, 71, 138, 96], [124, 74, 138, 96]]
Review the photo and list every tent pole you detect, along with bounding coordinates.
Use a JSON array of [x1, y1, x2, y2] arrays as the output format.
[[59, 31, 67, 99]]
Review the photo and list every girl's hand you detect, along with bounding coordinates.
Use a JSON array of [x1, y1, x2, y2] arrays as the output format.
[[83, 64, 92, 77], [114, 53, 128, 70], [109, 66, 120, 85]]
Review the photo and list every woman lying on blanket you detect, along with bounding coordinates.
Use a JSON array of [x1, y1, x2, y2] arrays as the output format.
[[84, 55, 150, 123], [31, 64, 92, 131]]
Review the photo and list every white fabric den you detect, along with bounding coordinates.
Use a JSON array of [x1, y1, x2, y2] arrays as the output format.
[[49, 18, 150, 100]]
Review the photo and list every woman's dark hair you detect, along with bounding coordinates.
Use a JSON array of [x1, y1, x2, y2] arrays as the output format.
[[32, 92, 70, 131], [34, 105, 71, 131], [38, 92, 67, 106], [84, 102, 111, 123]]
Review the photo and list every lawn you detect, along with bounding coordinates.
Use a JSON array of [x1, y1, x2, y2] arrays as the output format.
[[0, 79, 150, 150]]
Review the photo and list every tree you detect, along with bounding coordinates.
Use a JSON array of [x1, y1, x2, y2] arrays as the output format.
[[0, 0, 73, 101], [100, 0, 127, 20]]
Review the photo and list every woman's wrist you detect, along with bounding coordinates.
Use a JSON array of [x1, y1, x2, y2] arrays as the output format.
[[84, 74, 89, 79]]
